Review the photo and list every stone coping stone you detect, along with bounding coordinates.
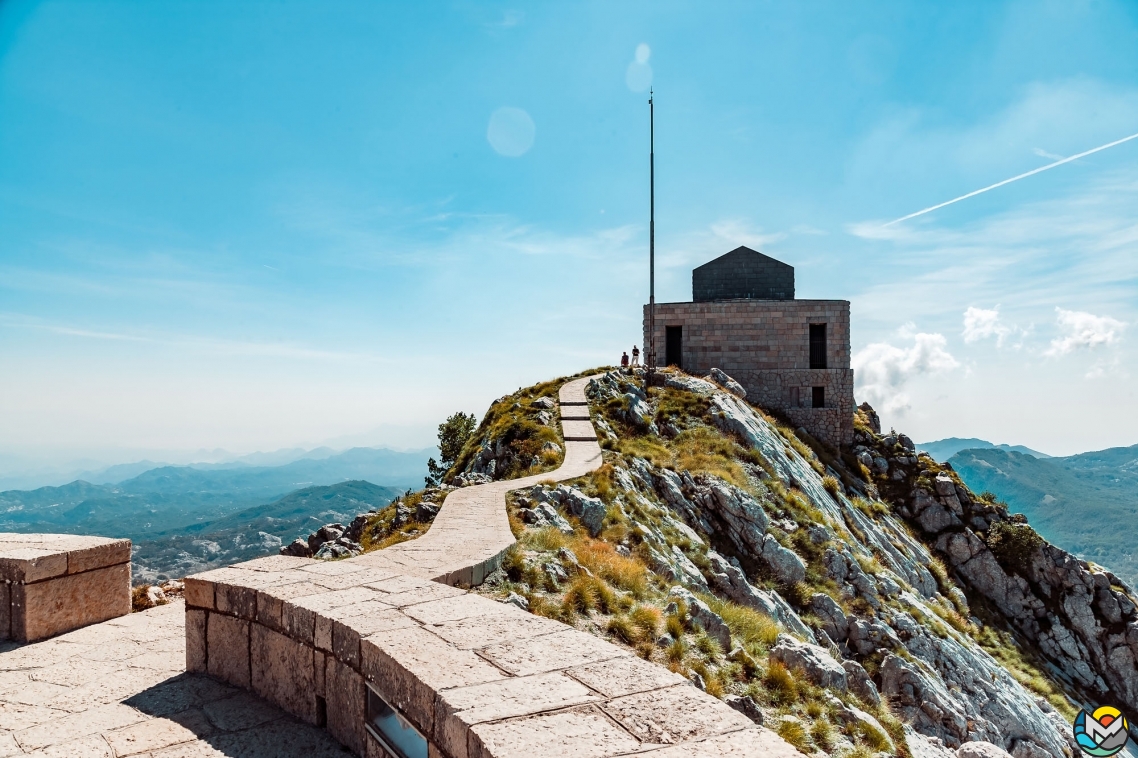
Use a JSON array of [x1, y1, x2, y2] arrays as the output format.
[[0, 533, 131, 642], [0, 533, 130, 583], [185, 375, 795, 757]]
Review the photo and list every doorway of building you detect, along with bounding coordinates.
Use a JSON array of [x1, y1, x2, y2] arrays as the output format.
[[665, 326, 683, 369]]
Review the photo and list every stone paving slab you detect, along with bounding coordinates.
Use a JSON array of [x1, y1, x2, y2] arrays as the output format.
[[0, 599, 346, 756], [560, 420, 598, 441]]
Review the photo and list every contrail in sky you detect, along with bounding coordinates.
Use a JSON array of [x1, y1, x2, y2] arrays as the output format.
[[882, 130, 1138, 227]]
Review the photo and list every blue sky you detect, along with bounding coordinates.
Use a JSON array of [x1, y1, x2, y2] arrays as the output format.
[[1, 0, 1136, 476]]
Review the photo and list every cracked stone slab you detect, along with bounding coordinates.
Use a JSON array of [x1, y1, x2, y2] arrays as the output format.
[[437, 672, 601, 758], [601, 685, 754, 745], [477, 629, 630, 676], [468, 705, 640, 758]]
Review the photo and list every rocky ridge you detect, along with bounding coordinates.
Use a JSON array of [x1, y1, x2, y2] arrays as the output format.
[[282, 368, 1136, 758]]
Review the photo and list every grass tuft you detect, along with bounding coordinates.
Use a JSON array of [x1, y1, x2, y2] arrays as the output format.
[[775, 718, 812, 754], [762, 660, 798, 705], [568, 536, 648, 595]]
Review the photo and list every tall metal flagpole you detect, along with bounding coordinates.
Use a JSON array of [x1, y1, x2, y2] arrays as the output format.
[[648, 88, 656, 375]]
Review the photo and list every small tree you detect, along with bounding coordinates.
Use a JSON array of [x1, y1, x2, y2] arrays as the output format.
[[425, 412, 477, 487]]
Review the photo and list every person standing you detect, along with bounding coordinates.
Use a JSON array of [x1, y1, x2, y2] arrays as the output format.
[[631, 345, 640, 366], [621, 352, 629, 368]]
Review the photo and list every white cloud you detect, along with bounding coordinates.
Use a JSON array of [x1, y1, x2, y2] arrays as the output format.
[[1045, 307, 1125, 357], [962, 305, 1013, 345], [853, 331, 959, 413], [626, 44, 652, 92]]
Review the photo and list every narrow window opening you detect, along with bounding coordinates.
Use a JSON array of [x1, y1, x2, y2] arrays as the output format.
[[809, 323, 827, 369], [315, 695, 327, 728], [665, 326, 683, 369], [812, 386, 825, 408], [366, 685, 427, 758]]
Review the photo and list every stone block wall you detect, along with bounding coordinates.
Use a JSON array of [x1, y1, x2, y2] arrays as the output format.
[[643, 300, 855, 446], [0, 533, 131, 642]]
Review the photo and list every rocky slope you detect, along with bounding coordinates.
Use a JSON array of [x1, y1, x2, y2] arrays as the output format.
[[296, 368, 1138, 758], [948, 445, 1138, 588]]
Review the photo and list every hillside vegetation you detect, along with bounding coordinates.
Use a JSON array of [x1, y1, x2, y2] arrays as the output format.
[[335, 367, 1138, 758], [949, 445, 1138, 587]]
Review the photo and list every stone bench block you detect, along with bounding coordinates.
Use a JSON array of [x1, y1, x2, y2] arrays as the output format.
[[637, 728, 803, 757], [428, 607, 565, 650], [327, 656, 368, 756], [207, 613, 250, 688], [565, 655, 687, 698], [0, 533, 131, 642]]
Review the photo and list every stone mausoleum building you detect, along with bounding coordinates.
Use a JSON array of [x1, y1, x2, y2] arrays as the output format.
[[644, 246, 855, 447]]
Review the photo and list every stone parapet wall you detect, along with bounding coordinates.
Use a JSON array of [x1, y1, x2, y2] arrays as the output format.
[[644, 301, 855, 446], [0, 533, 131, 642], [184, 557, 789, 758]]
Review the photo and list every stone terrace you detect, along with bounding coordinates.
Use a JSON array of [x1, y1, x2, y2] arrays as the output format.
[[0, 598, 347, 756], [183, 376, 801, 757]]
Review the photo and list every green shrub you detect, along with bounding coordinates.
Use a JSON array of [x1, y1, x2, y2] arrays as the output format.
[[606, 615, 638, 644], [425, 411, 477, 486], [987, 521, 1043, 573]]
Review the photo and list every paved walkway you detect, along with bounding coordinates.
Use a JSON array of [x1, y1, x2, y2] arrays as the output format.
[[348, 376, 605, 586], [0, 598, 346, 757], [182, 374, 801, 757]]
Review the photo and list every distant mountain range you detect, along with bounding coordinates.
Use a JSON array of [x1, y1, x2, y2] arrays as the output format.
[[0, 446, 429, 580], [948, 444, 1138, 588], [917, 437, 1051, 462], [0, 443, 426, 491], [130, 480, 401, 580]]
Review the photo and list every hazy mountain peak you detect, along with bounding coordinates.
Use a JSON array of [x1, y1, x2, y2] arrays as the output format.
[[917, 437, 1051, 463]]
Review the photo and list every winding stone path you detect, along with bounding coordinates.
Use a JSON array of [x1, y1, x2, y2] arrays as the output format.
[[182, 375, 800, 757], [348, 377, 603, 586]]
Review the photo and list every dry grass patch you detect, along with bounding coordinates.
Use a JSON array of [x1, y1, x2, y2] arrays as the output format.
[[562, 574, 621, 615], [521, 526, 569, 552], [617, 426, 750, 487], [775, 717, 812, 754], [704, 596, 780, 652], [567, 536, 648, 596]]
